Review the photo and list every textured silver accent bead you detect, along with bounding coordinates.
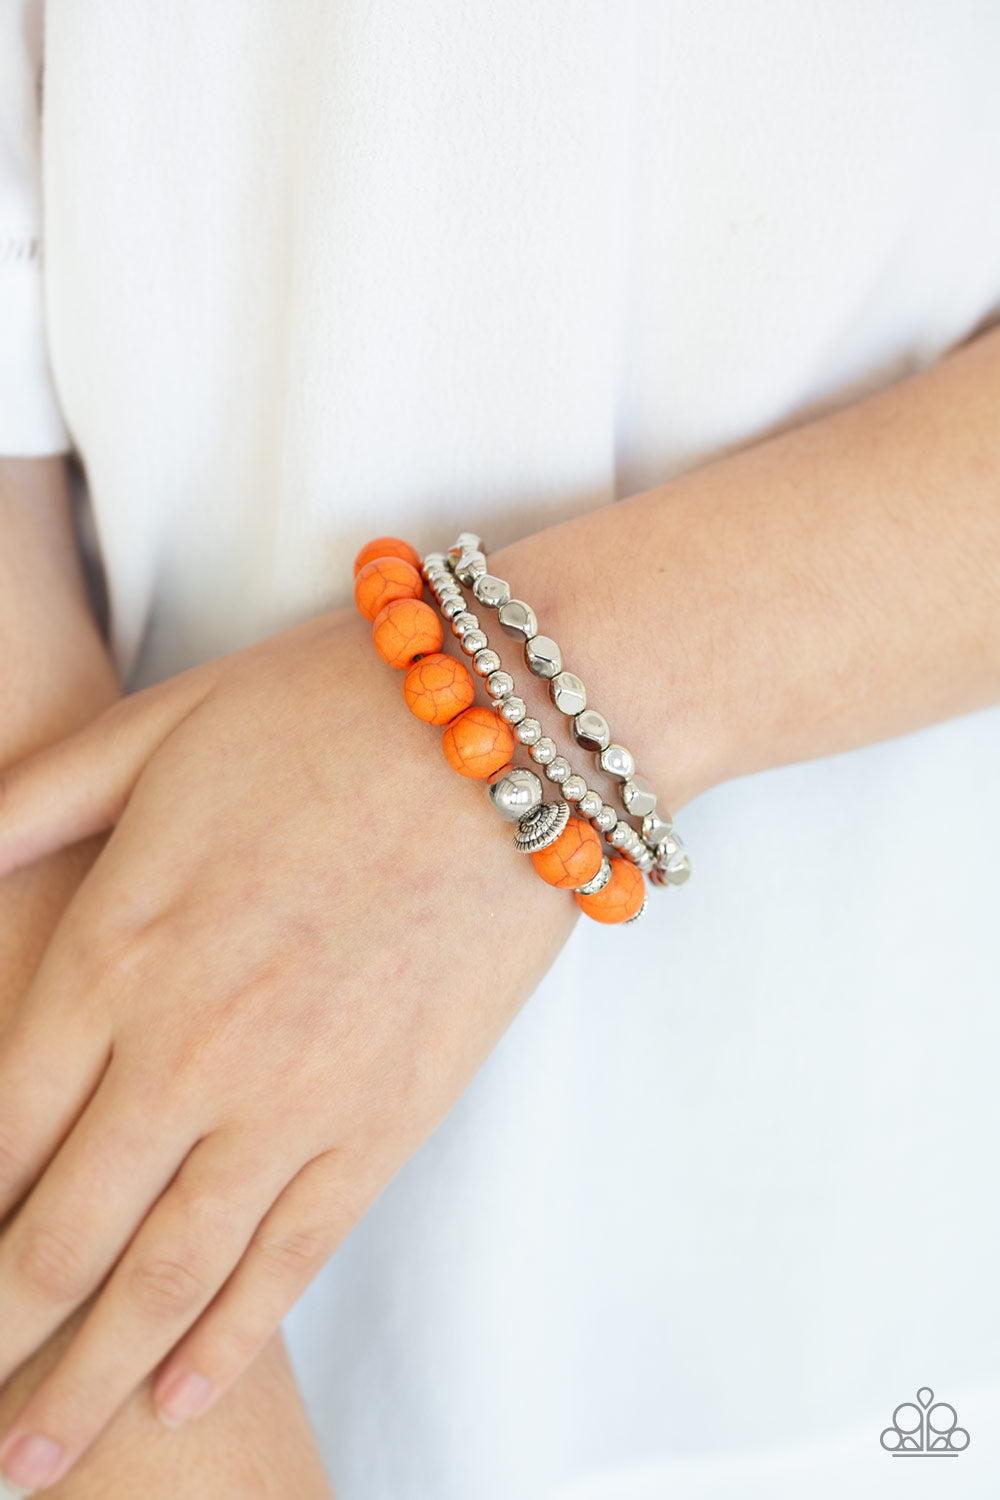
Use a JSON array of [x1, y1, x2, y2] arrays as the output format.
[[571, 708, 611, 752], [622, 897, 648, 925], [545, 756, 572, 784], [451, 610, 480, 637], [498, 696, 527, 725], [448, 532, 483, 558], [488, 767, 544, 823], [512, 799, 570, 853], [591, 802, 619, 833], [548, 671, 587, 716], [472, 647, 502, 677], [641, 811, 674, 847], [515, 717, 543, 746], [486, 670, 515, 701], [621, 775, 658, 818], [575, 856, 612, 896], [529, 736, 558, 766], [454, 550, 488, 585], [598, 743, 636, 781], [472, 573, 512, 609], [461, 629, 489, 655], [524, 634, 563, 679], [497, 599, 538, 642], [561, 774, 588, 802], [440, 595, 466, 621], [577, 788, 603, 819]]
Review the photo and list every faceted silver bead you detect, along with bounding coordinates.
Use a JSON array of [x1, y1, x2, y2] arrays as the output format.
[[440, 595, 467, 621], [545, 756, 572, 784], [571, 709, 611, 752], [512, 799, 571, 853], [488, 767, 544, 823], [622, 897, 648, 926], [498, 696, 527, 725], [497, 599, 538, 642], [473, 647, 502, 677], [448, 532, 483, 558], [575, 856, 612, 896], [656, 830, 684, 867], [577, 788, 603, 819], [548, 671, 587, 716], [454, 550, 488, 585], [515, 716, 543, 746], [591, 801, 619, 833], [641, 811, 674, 847], [524, 634, 563, 679], [451, 610, 480, 637], [461, 629, 489, 655], [598, 743, 636, 781], [529, 736, 558, 766], [663, 852, 692, 886], [472, 573, 512, 609], [656, 830, 691, 884], [621, 775, 658, 818], [561, 774, 588, 803], [486, 670, 515, 701], [421, 552, 448, 576]]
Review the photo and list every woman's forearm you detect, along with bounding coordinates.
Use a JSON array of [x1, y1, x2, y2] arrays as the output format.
[[492, 322, 1000, 811]]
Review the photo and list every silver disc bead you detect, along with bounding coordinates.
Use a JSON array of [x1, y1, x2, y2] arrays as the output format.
[[497, 599, 538, 642], [488, 767, 544, 823], [544, 756, 572, 784], [529, 737, 558, 766], [515, 717, 543, 746], [524, 634, 563, 679], [498, 696, 527, 725], [472, 573, 512, 609], [621, 775, 658, 818], [598, 743, 636, 781], [461, 629, 489, 655], [451, 610, 480, 637], [574, 855, 612, 896], [577, 788, 604, 819], [549, 671, 587, 716], [454, 549, 488, 585], [472, 647, 502, 677], [486, 670, 515, 701], [561, 774, 588, 802], [571, 709, 611, 752], [440, 595, 467, 621], [512, 799, 571, 853]]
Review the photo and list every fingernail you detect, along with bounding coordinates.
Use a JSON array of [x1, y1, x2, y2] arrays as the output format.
[[0, 1471, 33, 1498], [0, 1432, 62, 1491], [154, 1371, 213, 1427]]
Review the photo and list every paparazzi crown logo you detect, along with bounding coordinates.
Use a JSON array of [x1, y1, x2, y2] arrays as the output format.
[[880, 1386, 970, 1456]]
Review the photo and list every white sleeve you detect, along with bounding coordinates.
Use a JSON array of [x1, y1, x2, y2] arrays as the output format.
[[0, 0, 70, 454]]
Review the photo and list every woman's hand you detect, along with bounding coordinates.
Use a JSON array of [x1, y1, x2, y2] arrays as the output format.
[[0, 605, 574, 1492]]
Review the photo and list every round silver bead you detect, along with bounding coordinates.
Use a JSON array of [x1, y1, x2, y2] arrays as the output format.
[[529, 736, 558, 766], [488, 767, 544, 823], [472, 647, 502, 677], [598, 743, 636, 782], [608, 819, 634, 849], [621, 775, 658, 818], [440, 595, 467, 621], [560, 774, 588, 802], [435, 588, 464, 611], [577, 788, 604, 819], [426, 571, 452, 592], [634, 847, 657, 873], [461, 629, 489, 655], [548, 671, 587, 717], [571, 709, 611, 752], [524, 634, 563, 679], [512, 799, 571, 853], [451, 610, 480, 637], [641, 811, 674, 847], [486, 670, 515, 701], [498, 696, 527, 725], [421, 552, 448, 576], [591, 801, 619, 834], [448, 532, 483, 558], [472, 573, 512, 609], [575, 855, 612, 895], [515, 716, 543, 746], [545, 756, 572, 784], [497, 599, 538, 642], [454, 550, 488, 585]]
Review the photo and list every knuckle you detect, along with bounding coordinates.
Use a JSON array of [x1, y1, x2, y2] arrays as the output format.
[[128, 1256, 206, 1318], [14, 1222, 92, 1303], [254, 1225, 330, 1279]]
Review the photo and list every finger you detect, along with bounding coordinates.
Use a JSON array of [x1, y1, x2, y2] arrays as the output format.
[[0, 1062, 198, 1385], [151, 1149, 383, 1427], [0, 1128, 291, 1494], [0, 669, 214, 879]]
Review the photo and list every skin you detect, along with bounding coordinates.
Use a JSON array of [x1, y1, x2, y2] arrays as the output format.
[[0, 460, 333, 1498], [0, 319, 998, 1489]]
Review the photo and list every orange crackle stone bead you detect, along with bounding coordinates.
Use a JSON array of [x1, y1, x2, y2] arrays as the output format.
[[354, 556, 423, 621], [372, 597, 443, 669], [353, 535, 423, 578], [531, 816, 604, 889], [575, 856, 645, 924], [442, 705, 515, 779], [403, 652, 476, 725]]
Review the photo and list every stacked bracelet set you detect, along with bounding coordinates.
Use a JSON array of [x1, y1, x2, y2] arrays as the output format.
[[353, 531, 691, 927]]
